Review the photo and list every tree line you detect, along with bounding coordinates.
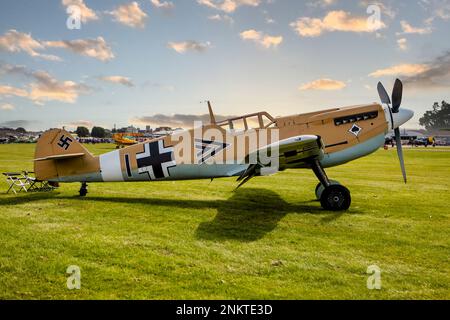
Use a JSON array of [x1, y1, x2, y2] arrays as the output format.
[[75, 126, 108, 138]]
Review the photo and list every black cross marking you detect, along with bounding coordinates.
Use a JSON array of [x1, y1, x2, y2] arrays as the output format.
[[57, 135, 73, 150], [136, 140, 175, 180]]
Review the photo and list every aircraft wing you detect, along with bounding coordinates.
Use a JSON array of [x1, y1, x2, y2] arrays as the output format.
[[236, 135, 324, 188]]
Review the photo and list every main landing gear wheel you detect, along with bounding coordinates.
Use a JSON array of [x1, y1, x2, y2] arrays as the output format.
[[79, 182, 88, 197], [320, 185, 351, 211], [309, 159, 351, 211], [315, 180, 340, 200]]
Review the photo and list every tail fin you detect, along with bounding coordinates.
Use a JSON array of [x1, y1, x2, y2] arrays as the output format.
[[34, 129, 95, 181]]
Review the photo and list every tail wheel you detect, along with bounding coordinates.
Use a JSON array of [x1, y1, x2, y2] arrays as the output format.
[[320, 185, 351, 211], [315, 180, 340, 200], [79, 182, 88, 197]]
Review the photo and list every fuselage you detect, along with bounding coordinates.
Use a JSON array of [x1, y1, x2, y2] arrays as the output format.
[[34, 103, 413, 183]]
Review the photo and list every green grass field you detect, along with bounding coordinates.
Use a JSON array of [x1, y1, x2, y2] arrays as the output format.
[[0, 143, 449, 299]]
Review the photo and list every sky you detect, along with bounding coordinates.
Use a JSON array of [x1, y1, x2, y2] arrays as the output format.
[[0, 0, 449, 131]]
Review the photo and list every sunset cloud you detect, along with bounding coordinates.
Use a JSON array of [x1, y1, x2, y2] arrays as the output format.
[[399, 20, 432, 35], [299, 78, 346, 90], [98, 76, 134, 87], [0, 30, 60, 61], [28, 71, 91, 104], [151, 0, 174, 10], [402, 51, 450, 89], [0, 64, 91, 104], [290, 10, 386, 37], [109, 2, 147, 28], [0, 103, 15, 111], [62, 0, 98, 23], [64, 120, 94, 129], [397, 38, 408, 51], [197, 0, 260, 13], [0, 85, 28, 98], [240, 29, 283, 48], [208, 14, 234, 24], [168, 41, 211, 53], [45, 37, 114, 61], [369, 64, 430, 77]]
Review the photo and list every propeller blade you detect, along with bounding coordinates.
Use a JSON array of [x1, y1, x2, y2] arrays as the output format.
[[394, 128, 407, 183], [377, 82, 391, 105], [391, 79, 403, 113]]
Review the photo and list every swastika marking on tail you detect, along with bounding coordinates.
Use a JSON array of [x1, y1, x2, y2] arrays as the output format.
[[58, 135, 73, 150]]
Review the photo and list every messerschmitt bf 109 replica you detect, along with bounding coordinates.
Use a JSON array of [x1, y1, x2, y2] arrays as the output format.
[[34, 79, 413, 211]]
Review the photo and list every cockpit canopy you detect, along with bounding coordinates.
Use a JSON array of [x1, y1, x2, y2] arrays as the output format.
[[215, 112, 276, 131]]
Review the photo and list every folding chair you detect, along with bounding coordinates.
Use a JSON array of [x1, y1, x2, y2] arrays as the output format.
[[3, 172, 28, 194], [22, 171, 38, 192]]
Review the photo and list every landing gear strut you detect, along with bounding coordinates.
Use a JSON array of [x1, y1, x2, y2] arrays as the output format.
[[79, 182, 88, 197], [310, 159, 351, 211]]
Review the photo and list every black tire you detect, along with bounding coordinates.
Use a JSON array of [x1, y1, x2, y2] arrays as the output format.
[[315, 180, 340, 200], [315, 182, 322, 198], [320, 185, 351, 211]]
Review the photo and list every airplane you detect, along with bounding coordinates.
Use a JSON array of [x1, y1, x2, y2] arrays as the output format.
[[33, 79, 414, 211], [112, 132, 144, 148]]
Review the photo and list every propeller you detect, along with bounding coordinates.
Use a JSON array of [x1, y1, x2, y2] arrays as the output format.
[[391, 78, 403, 113], [377, 78, 407, 183]]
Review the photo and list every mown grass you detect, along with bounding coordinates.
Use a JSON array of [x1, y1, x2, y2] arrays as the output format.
[[0, 143, 449, 299]]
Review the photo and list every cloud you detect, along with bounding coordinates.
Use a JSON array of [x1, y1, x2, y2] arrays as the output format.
[[0, 103, 15, 110], [0, 85, 28, 98], [0, 120, 33, 128], [0, 30, 61, 61], [132, 113, 237, 128], [151, 0, 174, 10], [299, 78, 346, 90], [0, 30, 114, 62], [197, 0, 260, 13], [369, 64, 431, 77], [45, 37, 114, 62], [109, 2, 147, 28], [402, 51, 450, 89], [290, 10, 386, 37], [208, 14, 234, 24], [62, 0, 98, 23], [240, 29, 283, 48], [168, 41, 211, 53], [0, 63, 91, 104], [398, 20, 432, 35], [64, 120, 94, 129], [307, 0, 337, 8], [397, 38, 407, 51], [28, 71, 91, 104], [359, 0, 397, 19], [418, 0, 450, 23], [98, 76, 134, 87]]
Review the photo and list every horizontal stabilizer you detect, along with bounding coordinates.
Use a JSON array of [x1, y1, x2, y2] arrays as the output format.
[[34, 152, 85, 161]]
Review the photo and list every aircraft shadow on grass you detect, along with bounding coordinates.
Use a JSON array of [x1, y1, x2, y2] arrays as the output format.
[[0, 188, 354, 242]]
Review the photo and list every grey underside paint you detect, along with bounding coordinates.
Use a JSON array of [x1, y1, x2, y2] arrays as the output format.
[[320, 133, 385, 168]]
